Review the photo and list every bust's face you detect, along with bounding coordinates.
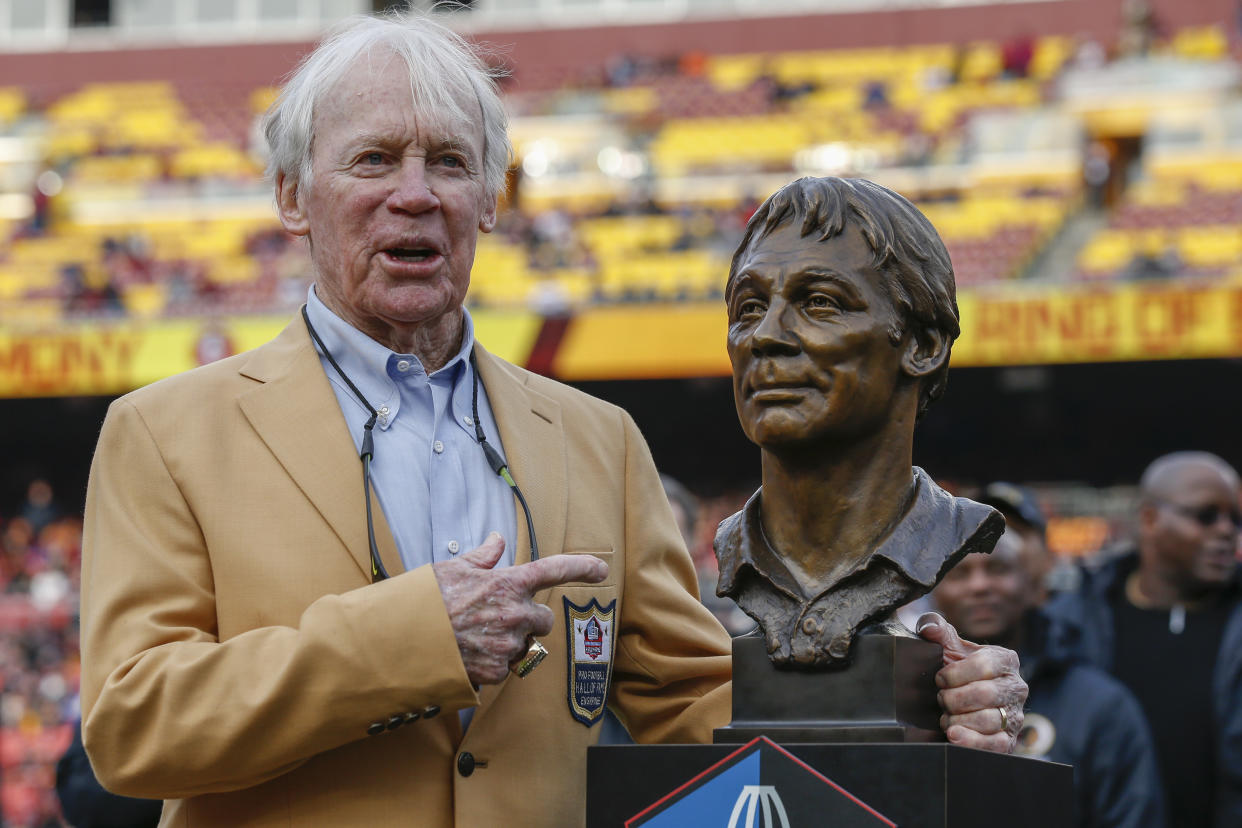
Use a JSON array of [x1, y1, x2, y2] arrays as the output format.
[[726, 221, 908, 450]]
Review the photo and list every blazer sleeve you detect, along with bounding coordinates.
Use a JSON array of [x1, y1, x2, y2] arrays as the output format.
[[607, 409, 732, 744], [79, 398, 479, 799]]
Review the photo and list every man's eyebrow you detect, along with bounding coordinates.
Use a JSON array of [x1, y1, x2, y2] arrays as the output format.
[[726, 271, 762, 302], [342, 132, 401, 152], [791, 269, 866, 302]]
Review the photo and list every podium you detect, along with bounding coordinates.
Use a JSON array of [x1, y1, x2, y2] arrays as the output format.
[[587, 634, 1073, 827]]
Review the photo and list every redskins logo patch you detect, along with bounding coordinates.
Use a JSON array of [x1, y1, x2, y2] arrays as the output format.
[[1014, 712, 1056, 758], [564, 597, 616, 726]]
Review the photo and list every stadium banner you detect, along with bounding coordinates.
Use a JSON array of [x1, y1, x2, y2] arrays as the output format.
[[2, 283, 1241, 396], [551, 282, 1242, 380], [0, 310, 542, 398]]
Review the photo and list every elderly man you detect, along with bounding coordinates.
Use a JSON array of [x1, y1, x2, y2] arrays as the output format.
[[80, 15, 1023, 828], [1048, 451, 1242, 828]]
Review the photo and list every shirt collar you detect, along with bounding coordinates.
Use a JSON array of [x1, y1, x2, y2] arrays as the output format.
[[716, 468, 986, 601], [305, 286, 479, 423]]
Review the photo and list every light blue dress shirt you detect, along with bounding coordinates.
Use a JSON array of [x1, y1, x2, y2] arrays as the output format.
[[305, 288, 518, 576]]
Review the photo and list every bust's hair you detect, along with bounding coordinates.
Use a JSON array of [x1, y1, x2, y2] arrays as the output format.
[[261, 12, 512, 201], [727, 176, 960, 420]]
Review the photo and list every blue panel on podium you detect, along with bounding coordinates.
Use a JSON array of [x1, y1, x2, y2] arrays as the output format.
[[627, 737, 893, 828]]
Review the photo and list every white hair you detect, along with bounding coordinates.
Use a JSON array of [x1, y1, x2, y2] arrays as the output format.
[[262, 12, 511, 201]]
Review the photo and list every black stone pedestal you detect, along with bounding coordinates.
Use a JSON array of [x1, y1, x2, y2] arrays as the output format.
[[587, 741, 1074, 827], [588, 633, 1072, 826], [716, 632, 944, 743]]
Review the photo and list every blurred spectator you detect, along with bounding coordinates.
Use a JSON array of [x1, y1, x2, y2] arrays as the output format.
[[1083, 141, 1112, 209], [976, 481, 1081, 600], [933, 530, 1166, 828], [1118, 0, 1162, 57], [1047, 451, 1242, 828], [861, 80, 889, 110], [1000, 33, 1035, 79], [0, 484, 83, 827], [1122, 246, 1183, 281], [662, 477, 751, 636], [19, 481, 60, 538], [56, 719, 162, 828], [1071, 34, 1108, 72]]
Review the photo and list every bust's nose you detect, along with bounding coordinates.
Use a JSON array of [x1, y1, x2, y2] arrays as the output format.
[[749, 298, 799, 356]]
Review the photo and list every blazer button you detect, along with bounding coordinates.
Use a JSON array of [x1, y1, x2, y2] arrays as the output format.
[[404, 711, 421, 724], [457, 752, 476, 777], [386, 715, 405, 731], [366, 721, 385, 736], [422, 705, 441, 719]]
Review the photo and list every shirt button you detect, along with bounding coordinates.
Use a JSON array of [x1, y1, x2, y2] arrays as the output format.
[[396, 359, 411, 372], [433, 440, 445, 454], [462, 415, 474, 426], [447, 540, 460, 554]]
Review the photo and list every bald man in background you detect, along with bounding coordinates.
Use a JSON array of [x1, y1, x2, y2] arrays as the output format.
[[1047, 451, 1242, 828]]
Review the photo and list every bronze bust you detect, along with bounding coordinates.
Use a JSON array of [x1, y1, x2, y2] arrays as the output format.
[[715, 176, 1004, 668]]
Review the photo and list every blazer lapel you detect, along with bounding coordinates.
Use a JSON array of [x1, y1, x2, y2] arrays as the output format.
[[236, 317, 403, 583], [473, 345, 567, 569], [470, 346, 568, 723]]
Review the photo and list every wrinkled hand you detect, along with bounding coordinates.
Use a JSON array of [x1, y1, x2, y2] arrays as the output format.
[[433, 533, 609, 686], [916, 612, 1026, 753]]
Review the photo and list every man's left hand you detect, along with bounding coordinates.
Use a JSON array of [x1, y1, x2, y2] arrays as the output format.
[[916, 612, 1026, 753]]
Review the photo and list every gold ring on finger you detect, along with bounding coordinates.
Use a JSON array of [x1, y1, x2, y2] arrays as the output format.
[[511, 637, 548, 678]]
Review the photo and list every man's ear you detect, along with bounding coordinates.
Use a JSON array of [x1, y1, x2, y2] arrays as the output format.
[[900, 326, 951, 380], [276, 172, 310, 237], [478, 195, 498, 234], [1137, 500, 1160, 535]]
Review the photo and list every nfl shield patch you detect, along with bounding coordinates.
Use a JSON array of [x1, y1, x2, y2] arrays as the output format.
[[564, 596, 616, 726]]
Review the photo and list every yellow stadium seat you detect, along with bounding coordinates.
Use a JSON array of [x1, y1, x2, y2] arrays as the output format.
[[0, 87, 25, 125], [170, 143, 258, 179], [1171, 25, 1228, 61], [250, 86, 280, 114], [1078, 232, 1134, 272], [122, 283, 167, 318], [1177, 226, 1242, 268]]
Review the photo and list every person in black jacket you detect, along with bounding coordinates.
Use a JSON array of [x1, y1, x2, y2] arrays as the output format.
[[56, 719, 162, 828], [934, 528, 1166, 828], [1046, 451, 1242, 828]]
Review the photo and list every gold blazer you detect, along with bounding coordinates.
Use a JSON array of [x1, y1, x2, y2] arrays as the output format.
[[80, 316, 732, 827]]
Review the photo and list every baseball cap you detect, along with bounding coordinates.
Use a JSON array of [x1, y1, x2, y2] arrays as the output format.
[[979, 482, 1047, 536]]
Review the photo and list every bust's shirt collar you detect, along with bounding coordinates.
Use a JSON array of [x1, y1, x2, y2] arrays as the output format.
[[716, 467, 968, 602]]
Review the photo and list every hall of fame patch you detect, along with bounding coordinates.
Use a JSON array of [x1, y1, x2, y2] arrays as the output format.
[[564, 597, 616, 726]]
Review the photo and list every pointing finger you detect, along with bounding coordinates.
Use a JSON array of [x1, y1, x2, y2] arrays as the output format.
[[512, 554, 609, 595]]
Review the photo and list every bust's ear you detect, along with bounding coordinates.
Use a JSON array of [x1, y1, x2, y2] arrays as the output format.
[[901, 326, 951, 379], [276, 173, 309, 237]]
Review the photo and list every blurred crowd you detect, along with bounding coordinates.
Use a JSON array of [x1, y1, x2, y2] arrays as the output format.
[[0, 480, 81, 828]]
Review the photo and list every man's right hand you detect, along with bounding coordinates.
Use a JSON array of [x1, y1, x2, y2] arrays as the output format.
[[432, 533, 609, 685]]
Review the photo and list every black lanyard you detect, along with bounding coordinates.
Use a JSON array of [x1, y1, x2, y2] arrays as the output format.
[[301, 305, 539, 581]]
